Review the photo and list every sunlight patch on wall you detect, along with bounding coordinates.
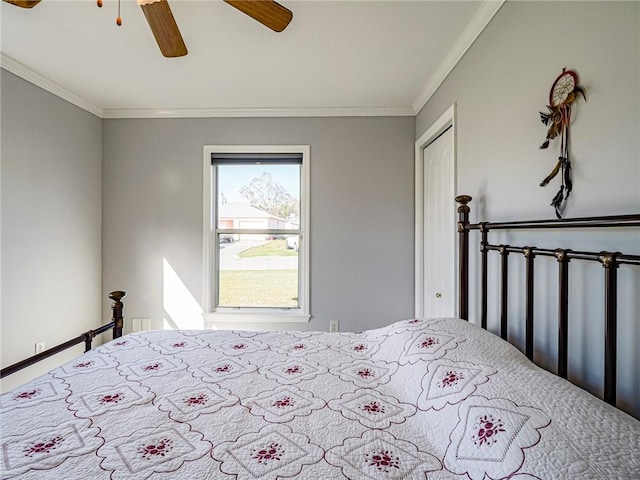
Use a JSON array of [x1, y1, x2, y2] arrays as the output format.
[[163, 318, 177, 331], [163, 258, 204, 331]]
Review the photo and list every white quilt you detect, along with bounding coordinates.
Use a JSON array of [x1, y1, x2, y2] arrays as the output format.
[[1, 318, 639, 479]]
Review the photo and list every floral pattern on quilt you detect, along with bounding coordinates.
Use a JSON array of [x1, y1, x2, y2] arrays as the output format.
[[0, 420, 102, 477], [151, 335, 209, 355], [0, 375, 68, 412], [418, 359, 496, 411], [329, 359, 398, 388], [272, 339, 329, 357], [67, 382, 154, 418], [241, 385, 325, 423], [155, 384, 239, 422], [212, 424, 323, 479], [325, 429, 442, 478], [385, 317, 446, 335], [444, 396, 551, 480], [327, 388, 416, 429], [216, 338, 267, 357], [399, 329, 466, 365], [98, 424, 211, 480], [118, 356, 186, 381], [330, 339, 381, 360], [260, 358, 328, 385], [190, 357, 258, 383], [52, 350, 119, 377], [97, 334, 148, 352]]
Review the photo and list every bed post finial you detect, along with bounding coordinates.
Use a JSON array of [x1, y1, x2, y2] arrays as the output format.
[[455, 195, 472, 320], [455, 195, 472, 211], [109, 291, 126, 339]]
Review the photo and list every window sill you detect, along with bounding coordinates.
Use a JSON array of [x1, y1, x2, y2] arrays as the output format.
[[203, 311, 311, 324]]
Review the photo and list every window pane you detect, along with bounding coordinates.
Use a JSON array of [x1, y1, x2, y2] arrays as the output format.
[[217, 164, 300, 230], [217, 234, 299, 308]]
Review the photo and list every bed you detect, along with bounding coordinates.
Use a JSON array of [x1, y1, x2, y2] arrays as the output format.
[[1, 196, 639, 479]]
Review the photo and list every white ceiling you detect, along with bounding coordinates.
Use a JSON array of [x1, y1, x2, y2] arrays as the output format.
[[0, 0, 503, 118]]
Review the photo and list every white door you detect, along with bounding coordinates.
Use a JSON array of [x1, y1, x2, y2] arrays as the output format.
[[423, 126, 455, 317]]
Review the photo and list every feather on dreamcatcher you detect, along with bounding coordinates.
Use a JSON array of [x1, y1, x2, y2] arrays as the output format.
[[538, 68, 586, 218]]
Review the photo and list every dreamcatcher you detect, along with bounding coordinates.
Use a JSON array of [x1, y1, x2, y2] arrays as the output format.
[[538, 68, 586, 218]]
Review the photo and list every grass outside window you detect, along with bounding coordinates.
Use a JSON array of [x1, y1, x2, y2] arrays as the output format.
[[219, 270, 298, 308]]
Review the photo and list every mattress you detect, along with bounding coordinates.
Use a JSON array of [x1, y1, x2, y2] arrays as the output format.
[[1, 317, 639, 479]]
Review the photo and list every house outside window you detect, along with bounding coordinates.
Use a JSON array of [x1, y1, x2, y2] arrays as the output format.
[[203, 145, 310, 324]]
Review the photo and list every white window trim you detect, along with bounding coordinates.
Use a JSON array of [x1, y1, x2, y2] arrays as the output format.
[[203, 145, 310, 324]]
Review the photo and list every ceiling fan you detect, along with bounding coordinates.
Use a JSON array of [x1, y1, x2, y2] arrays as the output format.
[[2, 0, 293, 58]]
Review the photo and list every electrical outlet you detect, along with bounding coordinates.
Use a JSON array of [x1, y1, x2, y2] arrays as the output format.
[[131, 318, 152, 332], [35, 341, 45, 354], [329, 320, 339, 333], [131, 318, 142, 332]]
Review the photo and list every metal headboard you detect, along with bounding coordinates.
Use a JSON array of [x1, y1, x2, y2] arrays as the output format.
[[455, 195, 640, 406]]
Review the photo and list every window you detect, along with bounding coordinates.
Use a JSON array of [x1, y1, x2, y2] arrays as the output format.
[[203, 145, 310, 323]]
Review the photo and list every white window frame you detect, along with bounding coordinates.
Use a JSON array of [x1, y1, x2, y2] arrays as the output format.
[[203, 145, 310, 324]]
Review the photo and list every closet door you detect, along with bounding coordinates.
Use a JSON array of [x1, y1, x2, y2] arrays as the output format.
[[423, 126, 455, 317]]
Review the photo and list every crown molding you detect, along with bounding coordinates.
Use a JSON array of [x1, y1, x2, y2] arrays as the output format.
[[1, 53, 104, 118], [101, 106, 414, 119], [411, 0, 505, 115], [0, 55, 412, 118]]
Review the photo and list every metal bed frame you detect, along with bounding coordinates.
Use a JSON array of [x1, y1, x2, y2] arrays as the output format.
[[455, 195, 640, 406]]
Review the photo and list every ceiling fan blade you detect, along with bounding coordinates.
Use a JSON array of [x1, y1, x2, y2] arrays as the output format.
[[2, 0, 41, 8], [138, 0, 187, 58], [224, 0, 292, 33]]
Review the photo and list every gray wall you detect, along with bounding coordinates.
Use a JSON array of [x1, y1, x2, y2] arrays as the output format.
[[0, 69, 103, 392], [102, 116, 416, 334], [417, 1, 639, 218], [416, 1, 640, 417]]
